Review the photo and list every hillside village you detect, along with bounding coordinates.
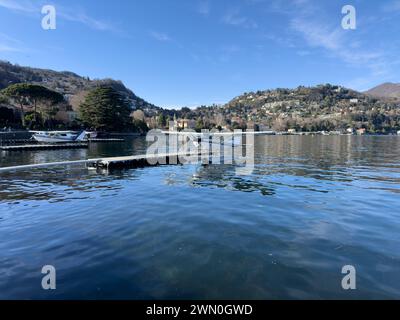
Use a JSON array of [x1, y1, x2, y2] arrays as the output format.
[[1, 61, 400, 134], [162, 84, 400, 134]]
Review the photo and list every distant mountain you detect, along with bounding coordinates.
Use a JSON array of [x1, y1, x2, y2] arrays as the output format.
[[0, 60, 161, 115], [365, 82, 400, 99]]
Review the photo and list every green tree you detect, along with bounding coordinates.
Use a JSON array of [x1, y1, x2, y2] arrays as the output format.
[[133, 119, 149, 133], [79, 86, 132, 131], [0, 107, 16, 127], [30, 86, 64, 128], [195, 118, 204, 132], [33, 87, 64, 127], [2, 83, 31, 126], [157, 114, 166, 128], [2, 83, 64, 128], [0, 94, 9, 105], [24, 111, 42, 128]]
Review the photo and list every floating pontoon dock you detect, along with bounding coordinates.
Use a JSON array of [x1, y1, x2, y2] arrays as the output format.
[[0, 139, 34, 145], [0, 152, 201, 172], [0, 139, 124, 148], [0, 143, 89, 151], [88, 152, 197, 169]]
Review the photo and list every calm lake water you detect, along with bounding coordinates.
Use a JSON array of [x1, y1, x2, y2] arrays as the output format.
[[0, 135, 399, 299]]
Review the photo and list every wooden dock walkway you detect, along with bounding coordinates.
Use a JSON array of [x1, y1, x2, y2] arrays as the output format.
[[0, 143, 88, 151]]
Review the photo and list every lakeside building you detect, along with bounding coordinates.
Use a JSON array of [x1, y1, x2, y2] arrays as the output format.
[[356, 128, 367, 135], [172, 119, 196, 131]]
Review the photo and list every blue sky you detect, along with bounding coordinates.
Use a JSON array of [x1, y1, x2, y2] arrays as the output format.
[[0, 0, 400, 108]]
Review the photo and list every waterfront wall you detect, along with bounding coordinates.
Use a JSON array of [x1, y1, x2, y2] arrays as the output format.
[[0, 131, 32, 141]]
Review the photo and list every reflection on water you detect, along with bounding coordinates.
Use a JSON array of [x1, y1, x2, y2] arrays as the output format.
[[0, 136, 399, 299], [191, 165, 276, 196]]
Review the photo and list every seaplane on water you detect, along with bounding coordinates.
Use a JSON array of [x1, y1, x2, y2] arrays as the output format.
[[30, 130, 87, 143]]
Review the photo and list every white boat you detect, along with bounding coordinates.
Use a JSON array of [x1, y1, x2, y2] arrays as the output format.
[[31, 131, 87, 143], [85, 131, 99, 139]]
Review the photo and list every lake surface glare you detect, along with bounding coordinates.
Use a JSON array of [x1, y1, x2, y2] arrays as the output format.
[[0, 135, 399, 299]]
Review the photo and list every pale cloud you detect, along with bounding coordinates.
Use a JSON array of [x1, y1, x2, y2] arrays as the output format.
[[220, 44, 241, 54], [260, 0, 398, 91], [197, 1, 210, 16], [0, 44, 20, 52], [290, 19, 341, 51], [290, 18, 385, 70], [0, 0, 36, 13], [150, 31, 171, 42], [222, 8, 258, 29], [382, 0, 400, 12], [264, 33, 296, 48], [0, 0, 118, 32], [59, 11, 117, 32], [266, 0, 316, 16], [0, 32, 26, 53], [218, 45, 241, 62], [296, 50, 311, 56], [270, 0, 377, 65], [291, 0, 310, 5]]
